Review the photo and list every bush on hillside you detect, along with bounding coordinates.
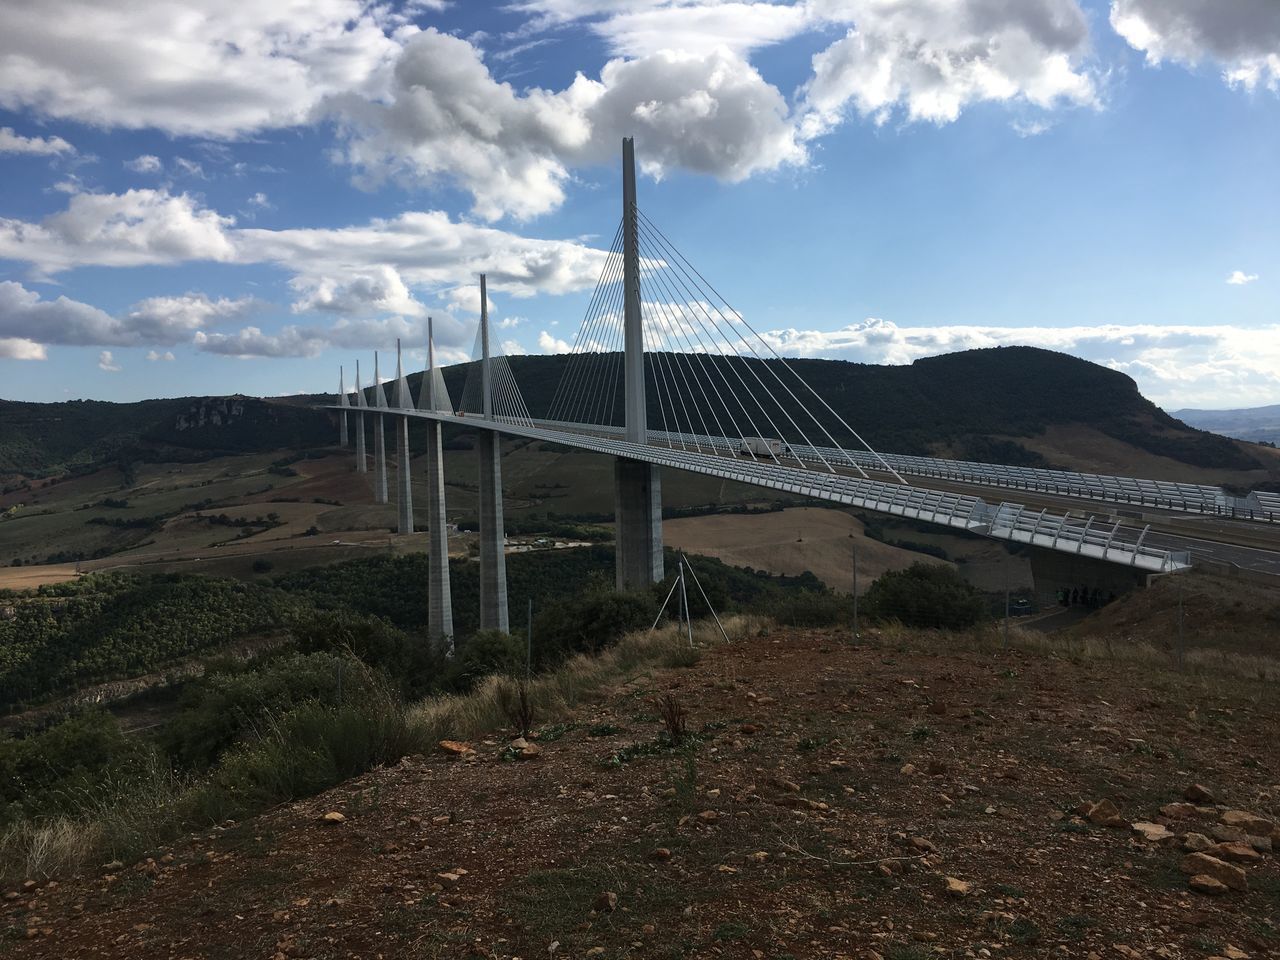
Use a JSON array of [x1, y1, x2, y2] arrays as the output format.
[[0, 711, 158, 829], [159, 651, 378, 770], [863, 563, 988, 630]]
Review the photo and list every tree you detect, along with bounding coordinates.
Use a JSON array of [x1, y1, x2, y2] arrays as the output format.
[[863, 563, 988, 630]]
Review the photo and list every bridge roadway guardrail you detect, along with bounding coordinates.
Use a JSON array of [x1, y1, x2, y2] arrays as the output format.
[[529, 419, 1276, 523], [352, 408, 1192, 573]]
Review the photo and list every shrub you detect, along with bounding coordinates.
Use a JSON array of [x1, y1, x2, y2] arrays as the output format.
[[0, 711, 159, 829], [159, 651, 375, 769], [863, 563, 988, 630]]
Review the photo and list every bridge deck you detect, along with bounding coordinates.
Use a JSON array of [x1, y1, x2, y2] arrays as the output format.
[[333, 407, 1194, 574]]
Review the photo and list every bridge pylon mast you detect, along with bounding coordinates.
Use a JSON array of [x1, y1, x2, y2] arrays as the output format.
[[477, 274, 510, 632], [614, 137, 664, 590]]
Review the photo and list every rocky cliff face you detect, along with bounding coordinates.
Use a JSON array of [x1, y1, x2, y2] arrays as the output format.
[[172, 397, 249, 431]]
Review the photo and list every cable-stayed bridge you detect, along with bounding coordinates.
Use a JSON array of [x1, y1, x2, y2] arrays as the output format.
[[326, 139, 1278, 646]]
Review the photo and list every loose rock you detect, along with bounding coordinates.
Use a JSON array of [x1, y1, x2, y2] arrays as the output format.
[[1180, 853, 1247, 891]]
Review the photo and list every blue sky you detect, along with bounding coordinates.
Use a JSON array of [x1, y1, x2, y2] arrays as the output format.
[[0, 0, 1276, 409]]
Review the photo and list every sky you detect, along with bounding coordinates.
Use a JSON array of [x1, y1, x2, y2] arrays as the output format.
[[0, 0, 1277, 410]]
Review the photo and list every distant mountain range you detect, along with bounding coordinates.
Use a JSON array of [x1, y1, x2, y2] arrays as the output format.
[[1172, 405, 1280, 445], [0, 347, 1271, 481]]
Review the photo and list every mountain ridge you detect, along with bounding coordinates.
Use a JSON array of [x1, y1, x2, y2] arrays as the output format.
[[1, 347, 1270, 481]]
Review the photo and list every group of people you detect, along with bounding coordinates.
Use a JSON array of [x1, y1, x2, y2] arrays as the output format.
[[1057, 586, 1116, 609]]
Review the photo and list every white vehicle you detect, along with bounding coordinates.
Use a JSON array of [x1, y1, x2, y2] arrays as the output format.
[[739, 436, 788, 458]]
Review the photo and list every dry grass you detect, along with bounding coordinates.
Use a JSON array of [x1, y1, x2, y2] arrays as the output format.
[[866, 619, 1280, 685], [405, 614, 766, 747]]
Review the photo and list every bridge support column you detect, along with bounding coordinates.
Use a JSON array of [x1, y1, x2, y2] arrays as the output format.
[[425, 418, 454, 651], [478, 431, 509, 632], [354, 413, 367, 473], [615, 457, 663, 590], [374, 415, 389, 504], [396, 416, 413, 534]]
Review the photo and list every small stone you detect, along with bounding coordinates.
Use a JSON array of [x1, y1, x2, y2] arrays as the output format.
[[697, 810, 720, 824], [436, 872, 462, 887], [586, 949, 605, 957], [899, 763, 918, 777], [438, 740, 474, 757], [746, 851, 769, 863], [1183, 833, 1213, 852], [944, 877, 971, 898], [908, 837, 939, 854], [320, 811, 346, 824], [739, 724, 760, 735], [649, 848, 672, 862], [1180, 853, 1247, 891], [1133, 822, 1173, 842], [1185, 784, 1215, 803], [593, 891, 618, 913], [1221, 810, 1273, 836], [1086, 798, 1127, 828], [1160, 802, 1198, 819], [1188, 874, 1228, 896], [1212, 823, 1247, 844], [1205, 841, 1262, 864]]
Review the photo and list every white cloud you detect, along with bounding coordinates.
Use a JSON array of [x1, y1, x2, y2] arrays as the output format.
[[0, 281, 254, 348], [145, 350, 176, 361], [124, 154, 162, 174], [499, 315, 526, 329], [538, 330, 573, 353], [800, 0, 1097, 134], [0, 188, 236, 276], [1227, 270, 1259, 286], [97, 350, 121, 372], [330, 28, 804, 220], [194, 326, 329, 359], [585, 2, 811, 57], [757, 317, 1280, 408], [0, 337, 46, 360], [173, 157, 205, 178], [236, 209, 609, 301], [0, 126, 73, 155], [1012, 118, 1054, 137], [248, 191, 271, 208], [0, 0, 412, 138], [1111, 0, 1280, 92], [289, 265, 425, 317]]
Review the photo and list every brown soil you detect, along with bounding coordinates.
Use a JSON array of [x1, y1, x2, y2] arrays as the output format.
[[7, 629, 1280, 959], [664, 507, 945, 594]]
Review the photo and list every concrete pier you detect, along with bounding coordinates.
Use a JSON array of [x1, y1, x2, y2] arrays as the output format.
[[425, 418, 454, 649], [396, 417, 413, 534], [394, 342, 414, 534], [422, 317, 455, 651], [615, 457, 664, 590], [374, 415, 388, 504], [477, 275, 510, 633], [372, 353, 389, 504], [478, 432, 509, 632], [354, 360, 367, 473]]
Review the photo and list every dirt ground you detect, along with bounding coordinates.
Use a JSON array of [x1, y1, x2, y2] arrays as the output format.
[[7, 628, 1279, 960], [663, 507, 944, 594]]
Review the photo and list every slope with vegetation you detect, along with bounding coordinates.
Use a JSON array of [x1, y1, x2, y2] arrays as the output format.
[[3, 617, 1278, 959]]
